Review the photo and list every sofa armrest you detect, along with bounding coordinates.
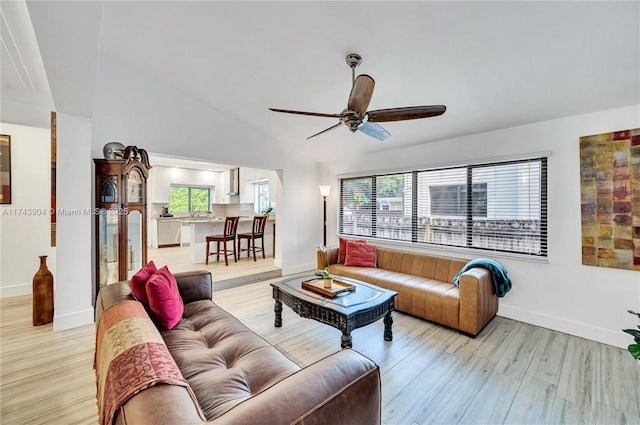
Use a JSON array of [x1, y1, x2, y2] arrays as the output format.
[[211, 349, 381, 425], [458, 267, 499, 336], [174, 270, 212, 303], [317, 247, 339, 269], [95, 281, 134, 322]]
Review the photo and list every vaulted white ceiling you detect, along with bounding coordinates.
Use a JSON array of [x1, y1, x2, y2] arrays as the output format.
[[2, 1, 639, 162]]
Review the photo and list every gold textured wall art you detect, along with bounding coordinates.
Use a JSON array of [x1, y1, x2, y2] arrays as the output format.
[[580, 128, 640, 270]]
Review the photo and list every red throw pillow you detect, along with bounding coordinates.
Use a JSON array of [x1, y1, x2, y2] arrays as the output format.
[[338, 238, 366, 263], [145, 266, 184, 330], [344, 240, 377, 267], [130, 260, 157, 305]]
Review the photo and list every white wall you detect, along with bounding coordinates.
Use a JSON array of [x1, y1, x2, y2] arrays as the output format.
[[321, 104, 640, 349], [0, 122, 54, 297], [53, 113, 94, 331]]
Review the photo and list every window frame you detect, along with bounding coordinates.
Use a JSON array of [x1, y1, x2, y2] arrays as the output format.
[[254, 181, 270, 214], [338, 156, 548, 259]]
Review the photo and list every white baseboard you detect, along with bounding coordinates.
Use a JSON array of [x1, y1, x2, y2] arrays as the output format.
[[281, 261, 316, 276], [0, 282, 31, 298], [498, 305, 630, 350], [53, 307, 95, 331]]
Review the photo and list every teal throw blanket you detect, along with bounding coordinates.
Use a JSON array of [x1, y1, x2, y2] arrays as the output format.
[[452, 258, 511, 297]]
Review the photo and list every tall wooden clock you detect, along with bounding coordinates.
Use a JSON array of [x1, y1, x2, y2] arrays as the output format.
[[93, 146, 151, 303]]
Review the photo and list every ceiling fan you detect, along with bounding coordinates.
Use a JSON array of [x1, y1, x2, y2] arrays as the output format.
[[269, 53, 446, 141]]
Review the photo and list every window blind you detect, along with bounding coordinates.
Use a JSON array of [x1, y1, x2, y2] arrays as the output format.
[[339, 157, 548, 257]]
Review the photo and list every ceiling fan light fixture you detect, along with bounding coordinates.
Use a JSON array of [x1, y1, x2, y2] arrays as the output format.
[[269, 53, 446, 141]]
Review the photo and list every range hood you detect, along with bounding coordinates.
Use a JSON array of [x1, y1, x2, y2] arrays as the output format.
[[228, 167, 239, 195]]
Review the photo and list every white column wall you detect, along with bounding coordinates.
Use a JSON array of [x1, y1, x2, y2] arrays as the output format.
[[53, 113, 94, 331]]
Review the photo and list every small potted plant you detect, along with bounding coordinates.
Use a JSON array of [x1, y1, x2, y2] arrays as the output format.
[[315, 269, 333, 288], [622, 309, 640, 360]]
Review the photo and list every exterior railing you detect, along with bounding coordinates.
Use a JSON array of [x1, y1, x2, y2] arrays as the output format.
[[341, 213, 543, 255]]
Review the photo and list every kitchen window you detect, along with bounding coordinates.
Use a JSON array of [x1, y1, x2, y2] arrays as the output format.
[[254, 181, 270, 214], [169, 185, 210, 213], [339, 156, 547, 258]]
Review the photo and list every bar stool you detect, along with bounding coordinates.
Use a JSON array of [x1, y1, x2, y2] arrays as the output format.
[[237, 215, 268, 261], [205, 216, 239, 266]]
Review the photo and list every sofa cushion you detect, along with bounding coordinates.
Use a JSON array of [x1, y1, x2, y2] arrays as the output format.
[[146, 266, 184, 331], [163, 300, 300, 420], [130, 260, 158, 305], [344, 240, 376, 267], [330, 263, 461, 328], [338, 237, 366, 263]]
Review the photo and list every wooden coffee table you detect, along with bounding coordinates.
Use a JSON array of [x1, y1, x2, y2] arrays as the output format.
[[271, 275, 397, 349]]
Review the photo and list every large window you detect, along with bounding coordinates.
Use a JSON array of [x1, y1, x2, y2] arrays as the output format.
[[169, 185, 210, 213], [339, 157, 547, 257]]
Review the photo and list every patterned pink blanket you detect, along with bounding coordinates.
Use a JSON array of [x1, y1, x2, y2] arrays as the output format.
[[95, 300, 191, 425]]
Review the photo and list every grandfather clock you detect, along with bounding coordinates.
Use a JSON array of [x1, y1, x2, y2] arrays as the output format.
[[94, 146, 151, 302]]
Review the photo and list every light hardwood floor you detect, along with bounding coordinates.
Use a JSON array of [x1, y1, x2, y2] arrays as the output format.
[[2, 275, 639, 425], [147, 245, 281, 283]]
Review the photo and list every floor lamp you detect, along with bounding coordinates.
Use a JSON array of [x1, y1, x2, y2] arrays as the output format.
[[319, 185, 331, 246]]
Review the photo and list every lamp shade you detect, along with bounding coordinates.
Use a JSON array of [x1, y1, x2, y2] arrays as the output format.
[[318, 185, 331, 197]]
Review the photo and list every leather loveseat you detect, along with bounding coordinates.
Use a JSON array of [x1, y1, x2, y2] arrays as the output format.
[[95, 270, 381, 425], [318, 245, 498, 336]]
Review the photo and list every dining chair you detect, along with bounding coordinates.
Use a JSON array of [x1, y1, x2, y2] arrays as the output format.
[[237, 215, 268, 261], [205, 216, 240, 266]]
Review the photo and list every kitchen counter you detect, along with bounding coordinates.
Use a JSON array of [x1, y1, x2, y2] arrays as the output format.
[[186, 216, 275, 263], [178, 215, 258, 224]]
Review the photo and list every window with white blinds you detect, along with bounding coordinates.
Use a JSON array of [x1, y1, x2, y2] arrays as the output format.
[[339, 157, 548, 257]]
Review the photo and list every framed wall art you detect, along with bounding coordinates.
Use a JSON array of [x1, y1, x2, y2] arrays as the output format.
[[0, 134, 11, 204], [580, 128, 640, 271]]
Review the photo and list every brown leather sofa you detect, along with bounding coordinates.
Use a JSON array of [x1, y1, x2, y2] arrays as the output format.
[[318, 246, 498, 336], [95, 270, 381, 425]]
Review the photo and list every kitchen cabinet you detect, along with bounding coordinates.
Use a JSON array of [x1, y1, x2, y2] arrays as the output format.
[[171, 168, 196, 185], [158, 219, 181, 247], [180, 222, 191, 246], [195, 170, 216, 187], [215, 170, 227, 203], [94, 146, 150, 303], [239, 167, 272, 204], [149, 166, 171, 203], [239, 168, 255, 203]]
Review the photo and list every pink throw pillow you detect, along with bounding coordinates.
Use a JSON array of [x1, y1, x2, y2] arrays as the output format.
[[130, 260, 157, 305], [145, 266, 184, 330], [344, 240, 377, 268], [338, 238, 366, 263]]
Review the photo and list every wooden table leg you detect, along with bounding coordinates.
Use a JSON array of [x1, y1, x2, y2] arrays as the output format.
[[341, 332, 352, 349], [383, 310, 393, 341], [274, 300, 282, 327]]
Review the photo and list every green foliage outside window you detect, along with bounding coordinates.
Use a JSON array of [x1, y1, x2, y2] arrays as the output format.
[[377, 175, 404, 198], [342, 175, 405, 210], [169, 186, 210, 213], [190, 188, 209, 211]]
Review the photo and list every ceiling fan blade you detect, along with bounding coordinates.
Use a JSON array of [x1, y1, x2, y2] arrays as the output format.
[[306, 122, 342, 140], [358, 121, 390, 141], [347, 74, 375, 116], [367, 105, 446, 122], [269, 108, 342, 119]]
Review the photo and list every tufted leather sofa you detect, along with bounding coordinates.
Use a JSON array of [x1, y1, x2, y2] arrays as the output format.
[[95, 270, 381, 425], [318, 245, 498, 336]]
